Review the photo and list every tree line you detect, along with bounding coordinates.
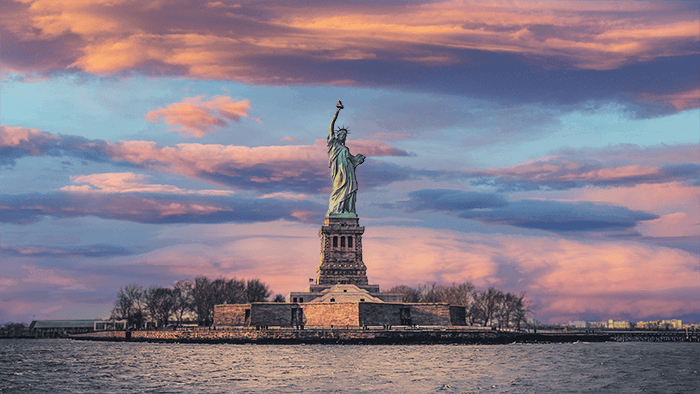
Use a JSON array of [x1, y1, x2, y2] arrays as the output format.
[[387, 283, 531, 329], [110, 277, 272, 329]]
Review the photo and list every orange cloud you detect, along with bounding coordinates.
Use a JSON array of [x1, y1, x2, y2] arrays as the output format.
[[3, 0, 697, 80], [102, 138, 407, 186], [637, 89, 700, 112], [1, 126, 410, 192], [577, 182, 699, 237], [60, 172, 234, 195], [144, 95, 252, 138], [471, 149, 698, 192], [0, 125, 59, 155]]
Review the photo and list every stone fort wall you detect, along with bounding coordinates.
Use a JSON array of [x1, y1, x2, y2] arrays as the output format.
[[214, 302, 464, 327]]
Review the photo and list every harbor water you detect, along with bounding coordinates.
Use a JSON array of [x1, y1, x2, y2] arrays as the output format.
[[1, 339, 698, 393]]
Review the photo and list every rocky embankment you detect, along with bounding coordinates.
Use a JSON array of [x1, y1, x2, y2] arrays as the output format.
[[70, 327, 612, 344]]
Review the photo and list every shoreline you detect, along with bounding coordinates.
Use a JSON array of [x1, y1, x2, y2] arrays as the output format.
[[66, 327, 697, 344]]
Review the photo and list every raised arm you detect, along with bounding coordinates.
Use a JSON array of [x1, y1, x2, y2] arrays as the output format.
[[329, 100, 344, 140]]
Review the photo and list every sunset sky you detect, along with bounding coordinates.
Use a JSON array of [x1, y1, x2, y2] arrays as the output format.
[[1, 0, 698, 324]]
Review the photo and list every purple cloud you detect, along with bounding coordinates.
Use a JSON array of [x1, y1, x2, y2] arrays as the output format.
[[1, 126, 415, 194], [0, 192, 326, 225], [403, 188, 659, 233]]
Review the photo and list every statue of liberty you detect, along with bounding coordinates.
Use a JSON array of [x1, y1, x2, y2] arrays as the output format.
[[327, 100, 365, 216]]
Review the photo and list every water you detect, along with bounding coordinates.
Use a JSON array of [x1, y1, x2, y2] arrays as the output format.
[[1, 339, 698, 393]]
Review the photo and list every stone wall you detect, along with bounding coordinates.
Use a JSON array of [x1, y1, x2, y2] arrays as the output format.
[[215, 303, 301, 327], [215, 302, 460, 327], [450, 306, 467, 326], [250, 303, 297, 327], [214, 304, 250, 326], [302, 302, 360, 326], [409, 304, 452, 326], [358, 303, 401, 326]]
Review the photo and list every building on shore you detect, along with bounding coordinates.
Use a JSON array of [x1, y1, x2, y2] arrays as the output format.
[[28, 319, 126, 334], [215, 216, 467, 328]]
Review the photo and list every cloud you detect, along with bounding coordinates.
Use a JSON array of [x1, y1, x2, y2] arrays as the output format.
[[1, 220, 697, 323], [404, 189, 509, 211], [458, 200, 658, 232], [2, 0, 697, 114], [1, 244, 132, 258], [144, 95, 252, 138], [0, 125, 61, 165], [0, 191, 325, 225], [637, 88, 700, 112], [556, 181, 700, 238], [362, 227, 700, 323], [1, 126, 413, 193], [467, 144, 700, 191], [61, 172, 234, 195], [403, 188, 658, 233], [123, 222, 700, 323], [371, 132, 412, 140]]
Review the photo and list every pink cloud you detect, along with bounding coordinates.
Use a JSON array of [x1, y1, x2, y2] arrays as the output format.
[[21, 264, 76, 287], [1, 126, 410, 192], [115, 222, 700, 323], [0, 125, 59, 156], [509, 180, 699, 238], [637, 89, 700, 112], [144, 95, 252, 138], [2, 0, 697, 79], [61, 172, 234, 195], [468, 145, 699, 191], [557, 143, 700, 165], [575, 182, 699, 237], [2, 220, 697, 323]]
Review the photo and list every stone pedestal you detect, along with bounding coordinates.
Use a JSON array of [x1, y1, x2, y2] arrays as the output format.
[[316, 216, 369, 287]]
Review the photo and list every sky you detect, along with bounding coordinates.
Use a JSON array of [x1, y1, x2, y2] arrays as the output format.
[[1, 0, 698, 325]]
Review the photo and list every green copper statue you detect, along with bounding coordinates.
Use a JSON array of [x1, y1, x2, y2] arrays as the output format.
[[327, 100, 365, 216]]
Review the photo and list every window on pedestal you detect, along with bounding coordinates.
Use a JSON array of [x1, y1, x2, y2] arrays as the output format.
[[340, 236, 346, 248], [333, 236, 338, 248], [348, 236, 353, 248]]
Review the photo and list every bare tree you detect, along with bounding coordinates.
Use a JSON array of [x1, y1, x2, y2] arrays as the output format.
[[191, 277, 248, 326], [512, 294, 533, 330], [472, 287, 503, 327], [442, 282, 474, 307], [173, 280, 193, 326], [387, 285, 422, 303], [497, 292, 524, 329], [467, 303, 484, 326], [191, 277, 215, 326], [111, 284, 146, 329], [212, 278, 246, 305], [272, 294, 286, 302], [418, 283, 445, 303], [246, 279, 271, 302], [145, 286, 176, 328]]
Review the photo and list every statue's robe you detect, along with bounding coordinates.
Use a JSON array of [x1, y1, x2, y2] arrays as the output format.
[[327, 136, 361, 215]]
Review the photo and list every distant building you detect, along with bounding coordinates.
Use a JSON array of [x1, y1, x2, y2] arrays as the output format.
[[30, 319, 126, 334], [661, 319, 682, 329], [587, 321, 607, 329], [607, 319, 630, 329]]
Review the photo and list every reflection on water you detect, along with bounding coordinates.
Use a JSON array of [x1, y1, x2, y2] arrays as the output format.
[[1, 339, 699, 393]]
